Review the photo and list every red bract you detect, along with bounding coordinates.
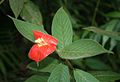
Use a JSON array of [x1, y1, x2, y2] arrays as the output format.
[[28, 30, 58, 62]]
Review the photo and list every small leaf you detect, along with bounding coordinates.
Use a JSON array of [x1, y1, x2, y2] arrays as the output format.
[[52, 7, 73, 50], [0, 60, 6, 76], [25, 75, 48, 82], [102, 20, 119, 46], [20, 0, 42, 25], [109, 39, 117, 51], [48, 63, 70, 82], [10, 17, 46, 42], [0, 0, 4, 5], [74, 69, 99, 82], [9, 0, 24, 18], [90, 71, 120, 82], [107, 11, 120, 18], [58, 39, 111, 59], [84, 27, 120, 41], [27, 57, 59, 73]]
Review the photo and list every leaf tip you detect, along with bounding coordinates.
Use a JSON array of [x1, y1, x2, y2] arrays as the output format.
[[7, 15, 15, 21], [105, 50, 114, 54]]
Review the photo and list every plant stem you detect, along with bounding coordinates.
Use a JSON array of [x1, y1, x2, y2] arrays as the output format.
[[92, 0, 101, 26], [37, 62, 39, 67], [65, 59, 74, 70]]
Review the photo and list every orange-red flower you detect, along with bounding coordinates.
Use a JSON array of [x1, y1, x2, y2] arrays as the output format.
[[28, 30, 58, 62]]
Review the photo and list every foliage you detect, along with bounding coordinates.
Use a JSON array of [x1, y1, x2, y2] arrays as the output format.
[[0, 0, 120, 82]]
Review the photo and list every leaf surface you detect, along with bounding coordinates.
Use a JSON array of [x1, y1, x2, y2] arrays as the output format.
[[10, 17, 46, 42], [9, 0, 24, 18], [74, 69, 99, 82], [25, 75, 48, 82], [58, 39, 111, 59], [20, 0, 42, 25], [48, 63, 70, 82], [52, 7, 73, 50], [91, 71, 120, 82]]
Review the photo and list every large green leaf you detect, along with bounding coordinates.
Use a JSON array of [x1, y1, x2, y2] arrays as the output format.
[[27, 57, 59, 73], [25, 75, 48, 82], [48, 63, 70, 82], [74, 69, 99, 82], [10, 17, 46, 42], [90, 71, 120, 82], [20, 0, 42, 25], [84, 27, 120, 41], [9, 0, 24, 18], [52, 7, 73, 50], [58, 39, 111, 59]]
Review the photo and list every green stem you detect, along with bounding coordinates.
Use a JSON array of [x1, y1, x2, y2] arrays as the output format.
[[66, 59, 74, 70], [91, 0, 101, 26], [36, 62, 39, 67]]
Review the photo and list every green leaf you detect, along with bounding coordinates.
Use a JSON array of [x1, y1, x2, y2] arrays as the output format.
[[107, 11, 120, 18], [90, 71, 120, 82], [102, 20, 119, 46], [58, 39, 111, 59], [48, 63, 70, 82], [25, 75, 48, 82], [27, 57, 59, 73], [71, 59, 85, 69], [52, 7, 73, 50], [0, 60, 6, 76], [9, 0, 24, 18], [85, 58, 111, 70], [10, 17, 46, 42], [20, 0, 42, 25], [74, 69, 99, 82], [109, 39, 117, 51], [0, 0, 4, 5], [84, 27, 120, 41]]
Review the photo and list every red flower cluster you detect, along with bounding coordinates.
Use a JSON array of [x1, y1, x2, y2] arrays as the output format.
[[28, 31, 58, 62]]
